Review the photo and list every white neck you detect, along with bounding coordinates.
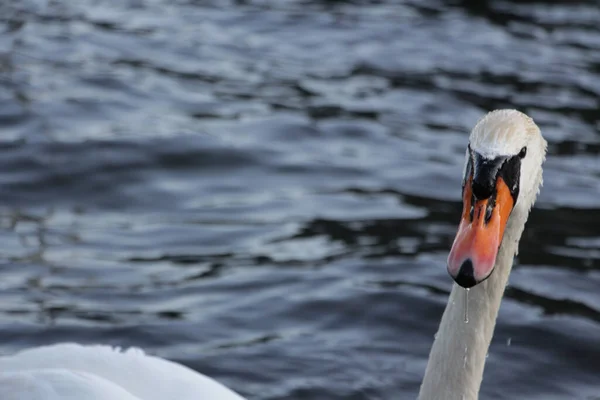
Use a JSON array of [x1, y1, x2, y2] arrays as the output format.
[[418, 209, 527, 400]]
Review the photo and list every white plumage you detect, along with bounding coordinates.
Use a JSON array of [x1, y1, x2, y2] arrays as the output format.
[[0, 370, 142, 400], [0, 343, 245, 400]]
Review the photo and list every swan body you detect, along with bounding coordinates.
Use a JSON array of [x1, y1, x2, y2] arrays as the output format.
[[419, 110, 547, 400], [0, 343, 245, 400]]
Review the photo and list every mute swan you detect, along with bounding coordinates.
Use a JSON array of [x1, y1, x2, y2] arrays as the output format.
[[419, 110, 547, 399]]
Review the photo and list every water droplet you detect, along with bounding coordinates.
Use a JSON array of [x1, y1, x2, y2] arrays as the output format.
[[464, 288, 470, 323], [434, 332, 438, 340], [507, 337, 512, 346]]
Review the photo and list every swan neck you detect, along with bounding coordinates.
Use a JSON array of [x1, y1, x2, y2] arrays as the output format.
[[418, 210, 526, 400]]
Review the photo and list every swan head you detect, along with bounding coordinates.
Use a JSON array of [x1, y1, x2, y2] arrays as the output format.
[[447, 110, 547, 288]]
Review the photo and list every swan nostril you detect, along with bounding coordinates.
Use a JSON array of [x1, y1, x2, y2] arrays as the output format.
[[454, 259, 477, 288], [484, 204, 493, 223]]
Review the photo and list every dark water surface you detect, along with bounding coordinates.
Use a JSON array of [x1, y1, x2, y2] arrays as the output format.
[[0, 0, 599, 398]]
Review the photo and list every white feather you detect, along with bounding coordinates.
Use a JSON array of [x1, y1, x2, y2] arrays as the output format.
[[0, 370, 142, 400], [0, 343, 245, 400]]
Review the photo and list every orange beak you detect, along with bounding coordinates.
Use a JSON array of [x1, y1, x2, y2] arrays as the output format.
[[447, 176, 514, 287]]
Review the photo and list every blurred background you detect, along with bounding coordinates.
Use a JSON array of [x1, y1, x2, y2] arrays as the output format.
[[0, 0, 598, 398]]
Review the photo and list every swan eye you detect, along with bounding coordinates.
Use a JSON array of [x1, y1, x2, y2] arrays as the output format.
[[518, 146, 527, 159]]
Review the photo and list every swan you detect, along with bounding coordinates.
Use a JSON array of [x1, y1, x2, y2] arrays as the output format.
[[419, 109, 547, 400], [0, 343, 246, 399]]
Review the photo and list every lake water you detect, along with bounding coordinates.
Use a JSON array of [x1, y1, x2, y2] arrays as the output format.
[[0, 0, 598, 398]]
